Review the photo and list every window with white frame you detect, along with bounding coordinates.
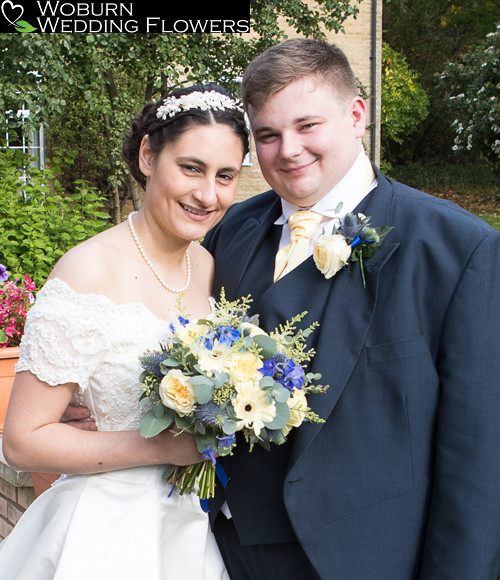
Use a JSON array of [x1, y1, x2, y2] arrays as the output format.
[[3, 105, 45, 169]]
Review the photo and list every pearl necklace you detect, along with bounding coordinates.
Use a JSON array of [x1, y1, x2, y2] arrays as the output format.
[[128, 211, 191, 294]]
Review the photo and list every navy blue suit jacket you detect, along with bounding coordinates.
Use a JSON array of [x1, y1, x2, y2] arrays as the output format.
[[203, 167, 500, 579]]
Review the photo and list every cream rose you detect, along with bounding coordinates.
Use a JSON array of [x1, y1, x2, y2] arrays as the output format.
[[159, 369, 197, 416], [227, 351, 263, 384], [313, 234, 352, 279], [283, 388, 308, 436]]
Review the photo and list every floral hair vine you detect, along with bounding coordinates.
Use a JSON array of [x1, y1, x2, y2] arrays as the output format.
[[156, 91, 244, 120], [313, 213, 393, 288]]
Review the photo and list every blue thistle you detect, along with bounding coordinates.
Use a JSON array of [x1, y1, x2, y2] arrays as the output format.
[[140, 350, 169, 377], [274, 352, 289, 365], [266, 429, 287, 445], [195, 402, 230, 429], [341, 213, 363, 240]]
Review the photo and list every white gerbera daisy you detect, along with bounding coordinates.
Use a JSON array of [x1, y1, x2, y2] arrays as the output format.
[[195, 341, 233, 376], [232, 381, 276, 437]]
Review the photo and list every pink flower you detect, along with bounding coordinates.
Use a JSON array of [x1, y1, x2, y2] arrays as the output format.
[[24, 275, 36, 292], [0, 272, 36, 347]]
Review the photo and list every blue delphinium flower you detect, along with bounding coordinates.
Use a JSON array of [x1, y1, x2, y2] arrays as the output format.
[[217, 433, 236, 448], [202, 329, 217, 350], [0, 264, 9, 282], [260, 356, 305, 390], [178, 316, 190, 326], [201, 445, 217, 465], [278, 359, 305, 390], [259, 358, 279, 377], [217, 325, 241, 347]]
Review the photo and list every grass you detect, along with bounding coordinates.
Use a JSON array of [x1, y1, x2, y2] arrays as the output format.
[[385, 161, 500, 231], [474, 212, 500, 231]]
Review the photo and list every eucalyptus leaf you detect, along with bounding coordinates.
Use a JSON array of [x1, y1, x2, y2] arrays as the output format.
[[161, 358, 179, 368], [222, 419, 238, 435], [174, 415, 191, 430], [188, 375, 214, 387], [139, 410, 174, 438], [259, 376, 275, 389], [253, 334, 277, 359], [265, 402, 290, 429], [271, 384, 291, 403], [195, 383, 215, 404], [214, 372, 230, 389], [195, 434, 217, 454]]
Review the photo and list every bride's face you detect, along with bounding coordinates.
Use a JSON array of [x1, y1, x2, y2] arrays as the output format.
[[139, 123, 244, 244]]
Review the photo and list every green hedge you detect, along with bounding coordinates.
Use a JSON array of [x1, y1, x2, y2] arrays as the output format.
[[0, 148, 111, 289]]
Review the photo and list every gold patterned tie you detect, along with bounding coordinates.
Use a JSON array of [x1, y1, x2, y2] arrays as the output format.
[[274, 210, 323, 282]]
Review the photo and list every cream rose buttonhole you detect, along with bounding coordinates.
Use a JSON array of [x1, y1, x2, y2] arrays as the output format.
[[159, 369, 197, 416], [313, 234, 352, 279]]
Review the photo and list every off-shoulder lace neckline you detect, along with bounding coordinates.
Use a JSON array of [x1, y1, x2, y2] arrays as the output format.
[[43, 277, 215, 324]]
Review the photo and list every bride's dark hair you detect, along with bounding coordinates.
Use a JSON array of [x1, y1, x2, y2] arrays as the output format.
[[122, 84, 249, 190]]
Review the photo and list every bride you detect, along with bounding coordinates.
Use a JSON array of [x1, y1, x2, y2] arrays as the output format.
[[0, 84, 249, 579]]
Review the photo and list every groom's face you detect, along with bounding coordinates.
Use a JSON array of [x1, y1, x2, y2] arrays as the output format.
[[248, 74, 366, 208]]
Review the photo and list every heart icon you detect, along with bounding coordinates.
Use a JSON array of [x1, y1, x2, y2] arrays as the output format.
[[1, 0, 24, 26]]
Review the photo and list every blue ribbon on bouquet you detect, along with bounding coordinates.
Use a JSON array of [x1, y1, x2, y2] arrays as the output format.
[[199, 459, 229, 513]]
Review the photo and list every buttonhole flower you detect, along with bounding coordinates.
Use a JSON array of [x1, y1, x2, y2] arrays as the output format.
[[313, 213, 393, 287]]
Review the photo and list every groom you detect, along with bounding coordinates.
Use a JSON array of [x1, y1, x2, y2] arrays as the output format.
[[202, 38, 500, 579]]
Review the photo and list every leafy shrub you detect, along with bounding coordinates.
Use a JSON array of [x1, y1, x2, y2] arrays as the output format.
[[381, 43, 429, 145], [0, 148, 111, 289]]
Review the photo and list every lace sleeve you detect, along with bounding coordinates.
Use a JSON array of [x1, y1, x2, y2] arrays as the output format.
[[16, 279, 110, 390]]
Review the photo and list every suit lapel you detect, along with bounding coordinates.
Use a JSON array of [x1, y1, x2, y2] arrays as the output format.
[[288, 174, 400, 469], [214, 195, 282, 300]]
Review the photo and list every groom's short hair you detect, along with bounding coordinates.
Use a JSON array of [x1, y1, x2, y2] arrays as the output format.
[[241, 38, 359, 112]]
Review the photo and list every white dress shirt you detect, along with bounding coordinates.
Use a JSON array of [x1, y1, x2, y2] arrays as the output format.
[[275, 149, 377, 254]]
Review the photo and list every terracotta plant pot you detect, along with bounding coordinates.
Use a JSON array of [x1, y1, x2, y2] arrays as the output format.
[[31, 472, 60, 497], [0, 346, 20, 435]]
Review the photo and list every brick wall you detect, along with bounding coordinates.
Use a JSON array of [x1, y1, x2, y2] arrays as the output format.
[[0, 446, 35, 541]]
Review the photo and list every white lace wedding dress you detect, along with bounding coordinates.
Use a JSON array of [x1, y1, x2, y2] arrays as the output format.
[[0, 278, 228, 580]]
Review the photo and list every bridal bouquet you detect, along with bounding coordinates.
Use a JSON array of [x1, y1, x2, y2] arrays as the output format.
[[138, 290, 328, 501]]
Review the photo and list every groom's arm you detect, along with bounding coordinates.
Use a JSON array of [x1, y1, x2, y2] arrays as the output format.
[[420, 229, 500, 579]]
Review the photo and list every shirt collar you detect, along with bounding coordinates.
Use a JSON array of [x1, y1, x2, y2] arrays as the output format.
[[275, 149, 376, 225]]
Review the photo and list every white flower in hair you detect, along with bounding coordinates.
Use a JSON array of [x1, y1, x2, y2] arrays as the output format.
[[156, 90, 243, 120]]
